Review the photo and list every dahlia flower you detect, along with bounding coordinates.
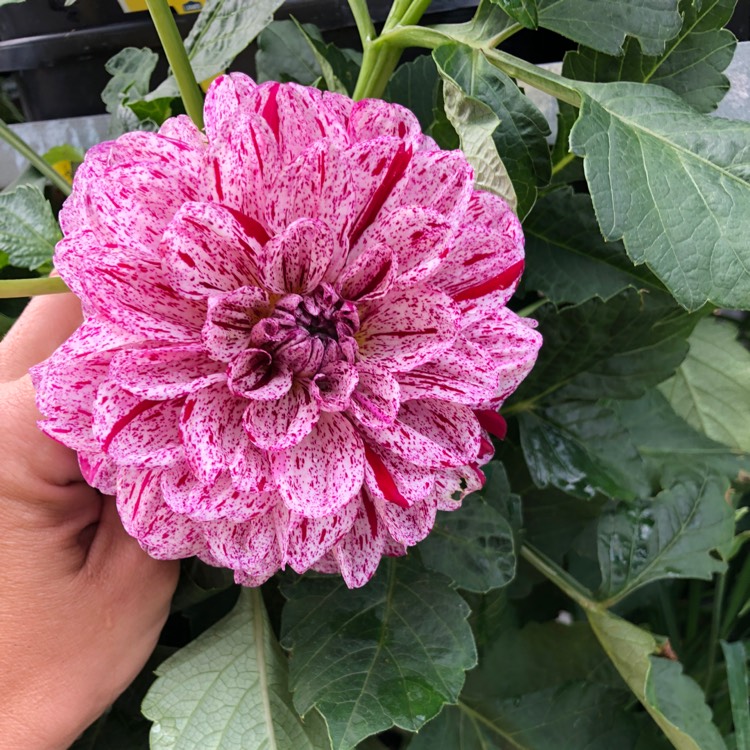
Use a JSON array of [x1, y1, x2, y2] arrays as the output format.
[[33, 73, 541, 588]]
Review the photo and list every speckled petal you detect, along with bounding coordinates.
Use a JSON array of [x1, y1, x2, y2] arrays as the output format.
[[78, 450, 118, 495], [347, 363, 400, 429], [203, 73, 258, 140], [332, 495, 387, 588], [243, 382, 320, 450], [348, 99, 422, 150], [372, 492, 438, 546], [337, 242, 395, 303], [110, 345, 225, 400], [432, 464, 486, 511], [357, 285, 458, 371], [273, 412, 365, 518], [364, 443, 434, 508], [310, 361, 359, 412]]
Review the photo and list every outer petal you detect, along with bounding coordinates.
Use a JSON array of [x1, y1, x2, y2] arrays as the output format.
[[357, 285, 458, 371], [372, 493, 438, 546], [363, 443, 434, 508], [109, 345, 225, 400], [93, 382, 184, 467], [347, 99, 422, 150], [203, 72, 258, 139], [432, 464, 485, 511], [332, 495, 387, 588], [163, 201, 266, 299], [362, 399, 480, 469], [243, 382, 320, 450], [159, 114, 207, 149], [78, 450, 118, 495], [260, 218, 335, 294], [272, 413, 365, 518], [116, 467, 203, 559]]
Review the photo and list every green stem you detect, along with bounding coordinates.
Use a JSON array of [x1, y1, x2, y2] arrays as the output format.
[[704, 572, 727, 696], [721, 551, 750, 638], [520, 544, 599, 612], [517, 297, 548, 317], [347, 0, 376, 48], [0, 121, 71, 196], [658, 582, 682, 655], [551, 151, 576, 176], [685, 580, 704, 643], [146, 0, 204, 130], [0, 276, 69, 298]]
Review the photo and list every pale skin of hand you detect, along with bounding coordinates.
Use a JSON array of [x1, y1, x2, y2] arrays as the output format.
[[0, 293, 179, 750]]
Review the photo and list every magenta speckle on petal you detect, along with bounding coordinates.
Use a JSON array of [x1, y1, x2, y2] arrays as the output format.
[[33, 73, 541, 588]]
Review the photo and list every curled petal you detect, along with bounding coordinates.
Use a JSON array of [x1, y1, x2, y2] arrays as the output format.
[[337, 243, 396, 303], [310, 361, 359, 412], [364, 443, 434, 508], [228, 349, 292, 401], [347, 363, 400, 429]]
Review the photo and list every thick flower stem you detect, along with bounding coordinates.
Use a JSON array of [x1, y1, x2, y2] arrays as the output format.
[[0, 120, 71, 196], [0, 276, 69, 298], [146, 0, 204, 130]]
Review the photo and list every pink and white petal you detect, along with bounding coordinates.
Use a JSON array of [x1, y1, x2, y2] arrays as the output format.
[[116, 467, 204, 559], [372, 493, 438, 547], [81, 254, 205, 341], [260, 218, 335, 294], [463, 189, 519, 233], [332, 495, 387, 588], [382, 150, 474, 219], [361, 399, 480, 469], [432, 464, 486, 511], [337, 243, 396, 303], [310, 550, 341, 574], [249, 81, 348, 165], [78, 450, 118, 495], [243, 382, 320, 450], [364, 443, 434, 508], [110, 345, 225, 400], [159, 114, 208, 149], [203, 73, 258, 140], [53, 229, 104, 299], [272, 412, 365, 518], [310, 361, 359, 412], [276, 500, 359, 574], [357, 285, 458, 371], [354, 207, 454, 288], [347, 363, 400, 429], [59, 141, 114, 234], [348, 99, 422, 150], [396, 338, 500, 406], [347, 137, 414, 248], [162, 201, 266, 299], [93, 381, 184, 467], [228, 349, 290, 401], [230, 439, 271, 493], [321, 90, 354, 125], [179, 383, 243, 485]]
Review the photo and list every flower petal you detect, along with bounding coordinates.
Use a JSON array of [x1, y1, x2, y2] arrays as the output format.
[[347, 363, 400, 429], [273, 412, 365, 518], [357, 285, 458, 371], [243, 382, 320, 450], [310, 361, 359, 412], [372, 493, 437, 546], [337, 243, 396, 303], [332, 495, 387, 588], [348, 99, 422, 150], [364, 443, 434, 508], [228, 349, 292, 401]]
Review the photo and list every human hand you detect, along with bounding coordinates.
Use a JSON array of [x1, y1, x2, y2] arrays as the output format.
[[0, 294, 179, 750]]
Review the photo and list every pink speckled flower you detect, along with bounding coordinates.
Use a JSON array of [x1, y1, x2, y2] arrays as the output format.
[[33, 74, 541, 588]]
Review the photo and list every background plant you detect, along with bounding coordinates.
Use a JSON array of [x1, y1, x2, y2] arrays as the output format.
[[0, 0, 748, 748]]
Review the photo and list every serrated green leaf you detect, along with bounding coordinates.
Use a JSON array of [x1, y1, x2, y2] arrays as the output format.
[[564, 0, 737, 113], [515, 289, 697, 403], [0, 186, 61, 271], [721, 641, 750, 749], [434, 44, 550, 218], [142, 589, 330, 750], [489, 0, 538, 28], [256, 20, 324, 85], [150, 0, 284, 99], [537, 0, 682, 55], [588, 609, 727, 750], [524, 187, 662, 305], [419, 470, 516, 592], [102, 47, 158, 114], [597, 474, 734, 602], [660, 318, 750, 454], [281, 557, 476, 750], [570, 80, 750, 311]]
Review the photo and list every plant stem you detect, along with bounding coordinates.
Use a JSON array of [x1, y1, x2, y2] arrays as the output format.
[[551, 151, 576, 176], [146, 0, 204, 129], [347, 0, 376, 48], [685, 580, 703, 642], [721, 551, 750, 639], [0, 121, 71, 196], [0, 276, 69, 298], [520, 544, 599, 612], [517, 297, 548, 317], [658, 582, 682, 655], [704, 572, 727, 696]]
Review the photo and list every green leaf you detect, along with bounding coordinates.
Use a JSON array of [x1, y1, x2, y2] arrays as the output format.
[[143, 589, 330, 750], [280, 557, 476, 750], [434, 0, 517, 46], [489, 0, 538, 28], [607, 389, 748, 485], [43, 144, 84, 166], [384, 55, 441, 134], [523, 187, 662, 305], [721, 641, 750, 749], [597, 474, 734, 603], [434, 44, 551, 218], [515, 289, 697, 403], [150, 0, 285, 99], [588, 609, 727, 750], [536, 0, 682, 55], [127, 97, 174, 127], [419, 469, 516, 593], [660, 318, 750, 454], [563, 0, 737, 113], [102, 47, 158, 114], [0, 186, 61, 271], [256, 20, 324, 85], [569, 80, 750, 311]]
